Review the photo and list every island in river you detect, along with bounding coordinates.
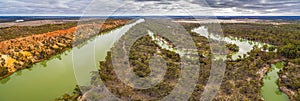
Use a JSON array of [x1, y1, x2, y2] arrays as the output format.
[[0, 16, 299, 101], [58, 17, 299, 101]]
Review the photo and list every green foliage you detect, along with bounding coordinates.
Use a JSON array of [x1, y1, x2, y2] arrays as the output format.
[[55, 85, 81, 101], [221, 23, 300, 100], [83, 23, 271, 100], [62, 21, 300, 100], [97, 35, 181, 100], [262, 45, 268, 51], [268, 46, 276, 51], [226, 44, 239, 52], [290, 58, 300, 65], [278, 65, 300, 101], [0, 67, 8, 77], [278, 43, 300, 59], [221, 23, 300, 46]]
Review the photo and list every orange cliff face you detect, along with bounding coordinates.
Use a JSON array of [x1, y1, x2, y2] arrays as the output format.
[[0, 19, 129, 54], [0, 19, 129, 78]]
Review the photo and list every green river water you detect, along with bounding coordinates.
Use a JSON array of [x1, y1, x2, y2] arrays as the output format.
[[192, 26, 290, 101], [261, 62, 289, 101], [0, 20, 290, 101], [0, 19, 143, 101]]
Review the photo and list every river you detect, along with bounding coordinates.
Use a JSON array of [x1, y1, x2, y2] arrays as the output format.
[[192, 26, 270, 60], [261, 62, 289, 101], [0, 19, 144, 101], [0, 20, 289, 101], [192, 26, 289, 101]]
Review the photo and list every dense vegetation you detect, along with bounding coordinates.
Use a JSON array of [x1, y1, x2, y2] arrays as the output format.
[[100, 36, 181, 100], [79, 22, 212, 100], [226, 44, 239, 53], [221, 23, 300, 46], [55, 85, 82, 101], [18, 20, 294, 100], [61, 21, 300, 101], [221, 23, 300, 100], [221, 23, 300, 64], [0, 66, 8, 77], [278, 64, 300, 101], [0, 22, 77, 41], [220, 46, 283, 100]]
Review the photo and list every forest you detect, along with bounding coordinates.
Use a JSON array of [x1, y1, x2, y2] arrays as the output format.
[[221, 23, 300, 64], [57, 20, 300, 101], [221, 23, 300, 100]]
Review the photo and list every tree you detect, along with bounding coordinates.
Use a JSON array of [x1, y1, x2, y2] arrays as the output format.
[[278, 43, 298, 59], [0, 67, 8, 77], [226, 44, 239, 52], [268, 46, 276, 52], [262, 45, 268, 51]]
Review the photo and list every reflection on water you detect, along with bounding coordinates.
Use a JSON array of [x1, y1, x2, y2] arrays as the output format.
[[192, 26, 270, 60], [0, 52, 76, 101], [73, 19, 145, 86], [0, 77, 9, 84], [0, 20, 289, 101], [41, 61, 47, 67], [261, 62, 289, 101], [193, 26, 289, 101], [0, 19, 144, 101], [148, 30, 183, 55]]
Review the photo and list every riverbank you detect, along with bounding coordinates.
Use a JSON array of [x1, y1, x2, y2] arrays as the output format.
[[219, 22, 300, 101], [56, 20, 298, 100], [261, 62, 289, 101], [73, 20, 278, 100], [0, 19, 129, 80], [278, 62, 300, 101]]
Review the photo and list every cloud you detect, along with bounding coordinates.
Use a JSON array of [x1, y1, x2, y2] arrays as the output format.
[[0, 0, 299, 16], [0, 0, 91, 15], [201, 0, 300, 15]]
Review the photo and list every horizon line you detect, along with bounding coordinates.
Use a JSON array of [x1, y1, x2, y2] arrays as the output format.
[[1, 15, 300, 17]]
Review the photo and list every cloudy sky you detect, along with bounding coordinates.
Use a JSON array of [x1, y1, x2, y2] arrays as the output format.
[[0, 0, 299, 16]]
